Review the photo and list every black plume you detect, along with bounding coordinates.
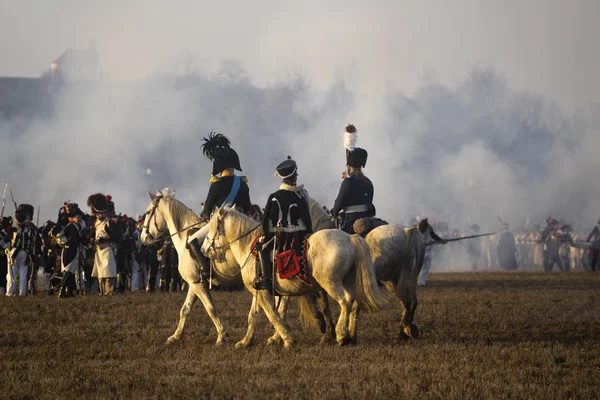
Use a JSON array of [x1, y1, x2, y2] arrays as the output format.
[[202, 132, 231, 161]]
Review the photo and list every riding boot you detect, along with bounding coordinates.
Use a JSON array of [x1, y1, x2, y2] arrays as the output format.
[[188, 240, 210, 281], [57, 273, 71, 298], [253, 249, 272, 291]]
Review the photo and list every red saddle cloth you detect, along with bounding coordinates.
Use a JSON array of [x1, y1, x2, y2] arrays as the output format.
[[275, 232, 311, 285]]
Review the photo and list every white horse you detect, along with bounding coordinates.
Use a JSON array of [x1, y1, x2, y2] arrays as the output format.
[[201, 205, 387, 348], [308, 199, 426, 340], [139, 192, 336, 346]]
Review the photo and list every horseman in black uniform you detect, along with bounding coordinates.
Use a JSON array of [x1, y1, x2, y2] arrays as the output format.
[[330, 124, 375, 234], [187, 132, 252, 281], [253, 157, 313, 291]]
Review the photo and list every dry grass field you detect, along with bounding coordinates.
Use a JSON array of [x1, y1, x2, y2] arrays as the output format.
[[1, 272, 600, 399]]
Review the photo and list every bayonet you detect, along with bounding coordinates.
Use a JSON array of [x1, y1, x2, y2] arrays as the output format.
[[426, 232, 496, 246], [0, 183, 7, 219]]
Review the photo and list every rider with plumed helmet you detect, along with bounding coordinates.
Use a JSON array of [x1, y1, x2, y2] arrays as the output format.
[[187, 132, 252, 282], [330, 124, 376, 234], [253, 156, 313, 291]]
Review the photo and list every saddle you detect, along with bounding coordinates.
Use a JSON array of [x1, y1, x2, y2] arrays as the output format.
[[353, 217, 388, 237], [254, 232, 311, 285]]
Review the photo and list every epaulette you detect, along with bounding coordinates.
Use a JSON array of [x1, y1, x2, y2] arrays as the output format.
[[209, 175, 248, 184]]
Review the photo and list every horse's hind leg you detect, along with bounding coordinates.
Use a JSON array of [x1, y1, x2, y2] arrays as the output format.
[[166, 286, 197, 344], [324, 283, 353, 346], [317, 290, 335, 345], [348, 300, 360, 345], [267, 296, 289, 346], [189, 281, 228, 345], [236, 295, 260, 349]]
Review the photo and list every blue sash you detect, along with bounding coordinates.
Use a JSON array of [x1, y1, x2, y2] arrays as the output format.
[[223, 176, 241, 206]]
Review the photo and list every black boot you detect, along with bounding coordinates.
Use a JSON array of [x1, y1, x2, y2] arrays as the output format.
[[188, 240, 210, 281], [57, 273, 73, 298], [253, 249, 272, 291]]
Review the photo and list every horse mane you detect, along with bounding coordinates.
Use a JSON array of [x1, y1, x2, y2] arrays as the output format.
[[160, 195, 203, 230], [219, 205, 260, 232], [308, 197, 335, 231]]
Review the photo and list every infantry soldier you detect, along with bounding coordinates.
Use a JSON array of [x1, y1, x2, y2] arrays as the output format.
[[40, 220, 59, 295], [88, 193, 118, 295], [0, 216, 13, 294], [53, 203, 83, 298], [331, 124, 375, 234], [7, 204, 38, 296], [586, 218, 600, 272], [187, 132, 252, 281], [253, 157, 313, 290], [417, 218, 447, 286], [497, 223, 518, 270]]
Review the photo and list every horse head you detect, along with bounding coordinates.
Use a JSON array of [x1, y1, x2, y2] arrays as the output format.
[[201, 206, 231, 257], [140, 190, 169, 245]]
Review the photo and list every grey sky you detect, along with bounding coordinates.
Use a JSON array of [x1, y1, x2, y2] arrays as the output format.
[[1, 0, 598, 108]]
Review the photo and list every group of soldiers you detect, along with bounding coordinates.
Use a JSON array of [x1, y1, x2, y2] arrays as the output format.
[[3, 123, 599, 297], [0, 197, 191, 297]]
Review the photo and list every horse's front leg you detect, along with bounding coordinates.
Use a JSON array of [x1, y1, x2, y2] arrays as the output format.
[[267, 296, 289, 346], [235, 295, 260, 349], [189, 281, 228, 345], [166, 286, 198, 344], [257, 291, 295, 349]]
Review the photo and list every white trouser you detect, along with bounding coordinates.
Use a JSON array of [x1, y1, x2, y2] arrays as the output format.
[[418, 250, 433, 286], [7, 250, 28, 296], [187, 224, 210, 245]]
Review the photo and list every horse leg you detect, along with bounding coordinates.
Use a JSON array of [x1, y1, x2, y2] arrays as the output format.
[[235, 295, 260, 349], [256, 292, 295, 349], [267, 296, 289, 346], [348, 300, 361, 346], [324, 283, 353, 346], [189, 281, 228, 345], [316, 290, 335, 345], [166, 286, 198, 344]]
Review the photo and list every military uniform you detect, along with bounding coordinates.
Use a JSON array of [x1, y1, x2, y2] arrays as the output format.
[[88, 193, 118, 295], [187, 132, 251, 281], [497, 224, 518, 270], [331, 124, 375, 234], [253, 157, 312, 290], [417, 219, 446, 286], [7, 205, 38, 296], [54, 204, 83, 298], [0, 217, 13, 294], [586, 221, 600, 272]]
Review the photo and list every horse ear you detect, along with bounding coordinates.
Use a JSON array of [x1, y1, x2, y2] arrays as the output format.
[[147, 191, 157, 203]]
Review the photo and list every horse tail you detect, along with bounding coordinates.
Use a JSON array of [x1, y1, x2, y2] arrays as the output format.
[[298, 293, 320, 330], [395, 226, 425, 299], [349, 234, 388, 312]]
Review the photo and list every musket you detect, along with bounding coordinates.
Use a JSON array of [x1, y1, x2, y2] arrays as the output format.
[[36, 205, 40, 227], [9, 187, 17, 210], [0, 183, 7, 219], [426, 232, 496, 246]]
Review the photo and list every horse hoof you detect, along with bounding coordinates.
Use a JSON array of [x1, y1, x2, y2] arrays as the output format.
[[397, 330, 410, 341], [349, 336, 358, 346], [319, 335, 335, 346], [216, 333, 229, 346], [267, 337, 283, 346], [283, 341, 294, 350], [337, 337, 351, 347], [165, 336, 180, 345], [407, 324, 420, 339], [234, 341, 250, 349]]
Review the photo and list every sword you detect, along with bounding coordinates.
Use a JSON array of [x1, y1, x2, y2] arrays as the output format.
[[426, 232, 496, 246], [0, 183, 7, 219]]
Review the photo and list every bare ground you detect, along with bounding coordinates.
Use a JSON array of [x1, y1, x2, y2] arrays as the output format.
[[1, 272, 599, 399]]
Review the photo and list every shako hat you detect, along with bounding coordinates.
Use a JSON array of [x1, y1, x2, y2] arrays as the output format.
[[87, 193, 108, 214], [65, 203, 82, 217], [275, 156, 297, 179], [15, 204, 34, 223], [343, 124, 368, 168], [202, 132, 242, 176]]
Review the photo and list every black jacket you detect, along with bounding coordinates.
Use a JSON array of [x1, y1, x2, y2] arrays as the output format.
[[202, 176, 251, 218], [263, 187, 312, 234], [331, 175, 375, 217], [61, 223, 81, 267]]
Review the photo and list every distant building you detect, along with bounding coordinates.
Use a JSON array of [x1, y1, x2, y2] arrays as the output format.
[[50, 42, 100, 81]]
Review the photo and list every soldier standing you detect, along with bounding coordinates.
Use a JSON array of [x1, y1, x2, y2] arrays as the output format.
[[417, 218, 447, 286], [54, 204, 83, 298], [586, 218, 600, 272], [7, 205, 38, 296], [0, 217, 13, 294], [88, 194, 118, 295]]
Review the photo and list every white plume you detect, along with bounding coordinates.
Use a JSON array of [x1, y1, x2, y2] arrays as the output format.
[[344, 131, 358, 150]]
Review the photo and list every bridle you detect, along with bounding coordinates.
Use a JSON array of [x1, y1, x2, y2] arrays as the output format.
[[142, 196, 165, 243], [204, 208, 262, 259]]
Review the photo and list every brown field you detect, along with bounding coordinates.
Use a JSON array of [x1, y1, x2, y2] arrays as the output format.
[[1, 272, 600, 399]]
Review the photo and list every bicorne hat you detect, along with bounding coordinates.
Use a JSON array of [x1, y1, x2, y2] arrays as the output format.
[[202, 132, 242, 176], [344, 124, 368, 168], [275, 156, 297, 179]]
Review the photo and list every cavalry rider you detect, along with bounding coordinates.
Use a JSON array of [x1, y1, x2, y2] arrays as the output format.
[[88, 193, 118, 295], [187, 132, 252, 281], [330, 124, 375, 234], [586, 218, 600, 272], [54, 203, 83, 298], [253, 156, 313, 291], [7, 204, 38, 296]]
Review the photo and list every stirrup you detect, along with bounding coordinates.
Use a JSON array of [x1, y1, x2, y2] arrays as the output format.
[[252, 276, 272, 291]]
